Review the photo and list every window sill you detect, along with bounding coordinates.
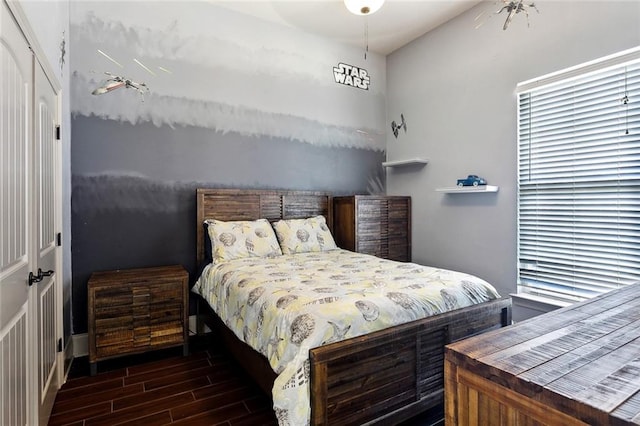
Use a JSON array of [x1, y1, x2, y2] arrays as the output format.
[[510, 292, 569, 322]]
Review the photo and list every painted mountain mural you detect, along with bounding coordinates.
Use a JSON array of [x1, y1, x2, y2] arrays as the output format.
[[70, 1, 386, 333]]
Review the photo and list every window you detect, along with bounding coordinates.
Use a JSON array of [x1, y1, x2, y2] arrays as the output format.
[[517, 48, 640, 304]]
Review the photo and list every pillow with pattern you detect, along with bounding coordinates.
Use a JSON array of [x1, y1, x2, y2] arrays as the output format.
[[273, 215, 337, 254], [206, 219, 282, 263]]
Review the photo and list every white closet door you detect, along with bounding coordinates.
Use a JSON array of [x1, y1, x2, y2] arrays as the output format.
[[33, 57, 60, 426], [0, 3, 32, 425]]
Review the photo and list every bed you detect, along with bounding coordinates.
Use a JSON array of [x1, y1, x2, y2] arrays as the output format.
[[192, 188, 512, 426]]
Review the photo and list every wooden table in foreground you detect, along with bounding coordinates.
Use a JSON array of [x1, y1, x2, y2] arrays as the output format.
[[445, 283, 640, 425]]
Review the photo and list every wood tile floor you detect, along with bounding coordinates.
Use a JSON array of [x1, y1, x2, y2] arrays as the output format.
[[49, 334, 443, 426]]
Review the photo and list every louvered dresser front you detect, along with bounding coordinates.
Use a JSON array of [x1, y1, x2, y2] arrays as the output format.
[[333, 195, 411, 262]]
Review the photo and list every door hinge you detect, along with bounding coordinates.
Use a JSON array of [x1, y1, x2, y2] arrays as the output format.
[[57, 338, 63, 353], [56, 125, 61, 141], [56, 232, 62, 246]]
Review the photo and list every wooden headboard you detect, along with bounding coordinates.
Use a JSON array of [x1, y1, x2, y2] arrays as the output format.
[[196, 188, 332, 265]]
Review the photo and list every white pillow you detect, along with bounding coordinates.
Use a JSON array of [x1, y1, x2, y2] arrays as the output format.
[[206, 219, 282, 263], [272, 215, 337, 254]]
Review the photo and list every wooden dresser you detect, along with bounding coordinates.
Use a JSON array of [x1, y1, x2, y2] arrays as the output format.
[[333, 195, 411, 262], [445, 283, 640, 425], [88, 265, 189, 375]]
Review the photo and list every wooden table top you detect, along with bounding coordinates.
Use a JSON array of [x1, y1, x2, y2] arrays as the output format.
[[446, 283, 640, 425]]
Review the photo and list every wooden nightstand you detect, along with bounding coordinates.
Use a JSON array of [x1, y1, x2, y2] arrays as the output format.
[[87, 265, 189, 376]]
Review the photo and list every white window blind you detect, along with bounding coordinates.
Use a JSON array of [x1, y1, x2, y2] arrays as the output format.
[[517, 55, 640, 304]]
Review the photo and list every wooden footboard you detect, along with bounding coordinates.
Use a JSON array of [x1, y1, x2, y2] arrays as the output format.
[[309, 297, 512, 426], [198, 295, 511, 426]]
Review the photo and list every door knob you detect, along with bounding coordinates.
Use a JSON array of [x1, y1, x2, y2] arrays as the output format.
[[40, 268, 54, 277], [28, 268, 54, 286]]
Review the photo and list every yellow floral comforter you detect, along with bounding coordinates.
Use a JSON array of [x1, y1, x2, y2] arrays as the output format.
[[192, 249, 500, 425]]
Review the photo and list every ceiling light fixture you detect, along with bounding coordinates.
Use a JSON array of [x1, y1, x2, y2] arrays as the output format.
[[344, 0, 384, 60], [344, 0, 384, 16]]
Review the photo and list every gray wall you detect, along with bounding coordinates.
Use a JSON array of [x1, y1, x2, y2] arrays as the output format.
[[70, 2, 386, 334], [385, 1, 640, 301]]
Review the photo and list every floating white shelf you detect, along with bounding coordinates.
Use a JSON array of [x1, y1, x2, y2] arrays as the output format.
[[436, 185, 499, 193], [382, 158, 429, 168]]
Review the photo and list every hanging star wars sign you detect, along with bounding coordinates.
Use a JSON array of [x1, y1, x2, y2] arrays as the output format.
[[333, 63, 370, 90]]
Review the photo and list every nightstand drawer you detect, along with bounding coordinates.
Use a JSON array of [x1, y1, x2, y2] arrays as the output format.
[[149, 283, 182, 301], [95, 328, 134, 354], [93, 288, 133, 307], [150, 304, 182, 323]]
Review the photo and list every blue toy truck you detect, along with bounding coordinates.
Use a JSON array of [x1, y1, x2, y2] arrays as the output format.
[[456, 175, 487, 187]]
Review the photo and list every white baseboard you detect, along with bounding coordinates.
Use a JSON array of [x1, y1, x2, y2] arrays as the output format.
[[60, 336, 75, 384], [64, 336, 74, 370], [72, 332, 88, 357], [189, 315, 197, 335], [189, 314, 211, 335]]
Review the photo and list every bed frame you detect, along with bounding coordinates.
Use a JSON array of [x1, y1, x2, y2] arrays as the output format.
[[195, 188, 512, 425]]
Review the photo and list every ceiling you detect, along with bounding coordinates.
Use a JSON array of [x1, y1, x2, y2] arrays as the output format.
[[213, 0, 483, 55]]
